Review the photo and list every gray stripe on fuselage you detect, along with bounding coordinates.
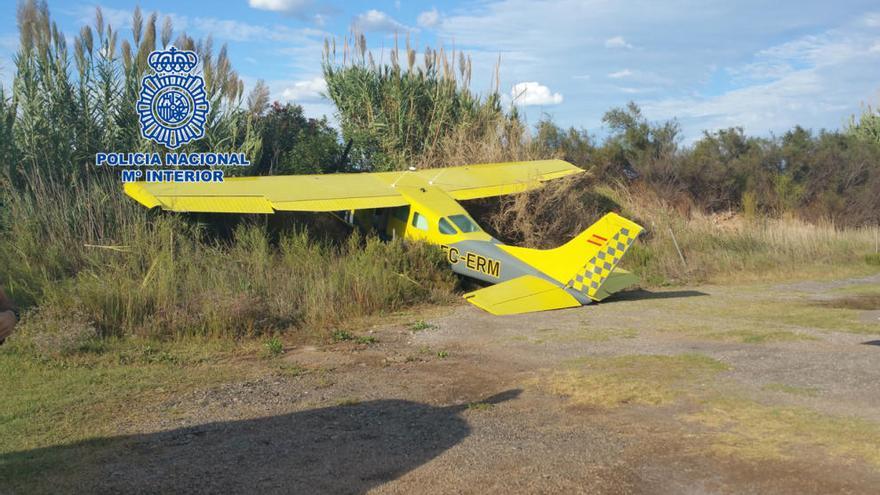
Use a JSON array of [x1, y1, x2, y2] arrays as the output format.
[[442, 240, 591, 305]]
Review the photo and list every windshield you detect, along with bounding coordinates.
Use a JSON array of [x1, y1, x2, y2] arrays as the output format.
[[448, 214, 481, 233], [438, 218, 457, 235]]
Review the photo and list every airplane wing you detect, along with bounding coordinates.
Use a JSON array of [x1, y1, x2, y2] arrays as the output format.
[[462, 275, 582, 315], [418, 159, 584, 200], [124, 173, 410, 213], [123, 159, 583, 213]]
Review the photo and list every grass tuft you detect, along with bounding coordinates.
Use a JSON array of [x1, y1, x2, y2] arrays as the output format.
[[409, 320, 436, 332], [545, 353, 729, 408], [686, 398, 880, 468], [264, 337, 283, 357], [331, 330, 354, 342], [761, 382, 820, 397], [466, 402, 494, 411]]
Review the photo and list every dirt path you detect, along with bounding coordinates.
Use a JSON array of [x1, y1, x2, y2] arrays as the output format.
[[10, 273, 880, 494]]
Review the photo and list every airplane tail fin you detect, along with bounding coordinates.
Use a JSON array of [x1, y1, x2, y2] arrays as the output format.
[[501, 212, 643, 301]]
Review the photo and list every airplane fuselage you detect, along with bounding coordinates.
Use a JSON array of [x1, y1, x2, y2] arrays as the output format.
[[350, 178, 597, 305]]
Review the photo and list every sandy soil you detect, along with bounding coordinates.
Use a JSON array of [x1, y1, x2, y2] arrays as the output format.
[[9, 273, 880, 494]]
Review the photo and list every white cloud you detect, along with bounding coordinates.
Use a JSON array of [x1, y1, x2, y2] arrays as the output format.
[[605, 36, 633, 49], [643, 25, 880, 142], [426, 0, 880, 137], [248, 0, 311, 14], [417, 8, 441, 28], [511, 81, 563, 106], [279, 76, 328, 102], [608, 69, 632, 79], [352, 10, 414, 33]]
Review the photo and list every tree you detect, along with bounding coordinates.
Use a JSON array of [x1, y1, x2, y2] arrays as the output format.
[[253, 102, 342, 175]]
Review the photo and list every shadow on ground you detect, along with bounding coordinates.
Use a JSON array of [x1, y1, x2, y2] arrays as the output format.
[[604, 288, 709, 302], [2, 389, 521, 494]]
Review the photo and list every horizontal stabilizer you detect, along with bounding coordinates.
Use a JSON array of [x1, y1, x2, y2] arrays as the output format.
[[463, 275, 581, 315]]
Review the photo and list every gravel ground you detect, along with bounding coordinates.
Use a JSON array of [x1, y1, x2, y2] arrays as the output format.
[[8, 273, 880, 494]]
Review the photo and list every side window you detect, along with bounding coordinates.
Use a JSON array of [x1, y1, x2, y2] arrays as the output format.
[[438, 218, 457, 235], [411, 211, 429, 231]]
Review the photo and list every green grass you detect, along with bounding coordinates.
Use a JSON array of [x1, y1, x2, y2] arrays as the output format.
[[704, 329, 816, 344], [762, 382, 820, 397], [0, 339, 259, 487], [866, 253, 880, 266]]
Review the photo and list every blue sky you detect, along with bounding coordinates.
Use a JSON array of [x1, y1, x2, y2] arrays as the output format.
[[1, 0, 880, 142]]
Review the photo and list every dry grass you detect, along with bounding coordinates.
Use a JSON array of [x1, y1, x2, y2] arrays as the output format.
[[542, 354, 729, 408], [612, 184, 880, 285], [468, 180, 878, 287], [686, 398, 880, 468], [819, 294, 880, 310], [3, 174, 457, 345], [761, 383, 820, 397]]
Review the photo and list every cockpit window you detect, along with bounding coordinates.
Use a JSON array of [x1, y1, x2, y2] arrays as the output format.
[[449, 214, 480, 233], [438, 218, 457, 235]]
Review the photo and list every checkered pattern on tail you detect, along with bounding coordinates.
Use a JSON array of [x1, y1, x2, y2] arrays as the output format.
[[566, 227, 640, 300]]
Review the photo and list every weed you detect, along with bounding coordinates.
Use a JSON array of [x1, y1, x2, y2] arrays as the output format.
[[355, 335, 378, 345], [264, 337, 283, 357], [437, 350, 449, 359], [332, 330, 354, 342], [409, 320, 435, 332], [275, 363, 306, 377], [467, 402, 494, 411]]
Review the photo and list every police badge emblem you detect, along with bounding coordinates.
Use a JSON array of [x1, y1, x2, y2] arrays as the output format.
[[137, 47, 210, 149]]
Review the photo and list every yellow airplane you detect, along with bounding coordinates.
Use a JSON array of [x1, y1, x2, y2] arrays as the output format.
[[124, 159, 643, 315]]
